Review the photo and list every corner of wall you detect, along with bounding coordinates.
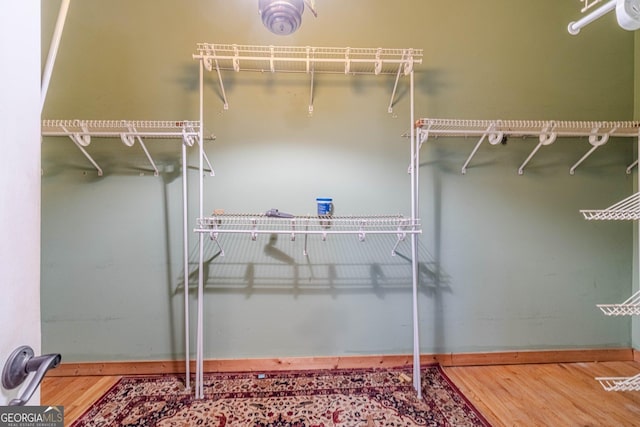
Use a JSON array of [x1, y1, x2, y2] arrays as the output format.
[[632, 31, 640, 349]]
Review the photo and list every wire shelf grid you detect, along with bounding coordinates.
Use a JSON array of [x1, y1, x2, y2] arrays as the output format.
[[596, 289, 640, 316], [596, 373, 640, 391], [195, 213, 420, 235], [581, 192, 640, 221], [42, 119, 201, 138], [194, 43, 423, 75], [416, 118, 640, 138]]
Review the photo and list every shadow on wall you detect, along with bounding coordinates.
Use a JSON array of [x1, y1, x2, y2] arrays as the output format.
[[178, 233, 450, 299]]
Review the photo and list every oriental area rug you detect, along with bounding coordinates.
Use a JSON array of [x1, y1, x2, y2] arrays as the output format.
[[70, 365, 490, 426]]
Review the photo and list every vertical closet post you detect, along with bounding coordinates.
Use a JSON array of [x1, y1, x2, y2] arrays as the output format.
[[196, 59, 205, 399], [182, 141, 190, 391], [409, 68, 422, 397]]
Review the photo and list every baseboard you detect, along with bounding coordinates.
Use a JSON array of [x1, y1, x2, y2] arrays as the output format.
[[48, 348, 634, 377]]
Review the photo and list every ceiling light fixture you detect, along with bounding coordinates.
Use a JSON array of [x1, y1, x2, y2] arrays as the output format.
[[258, 0, 317, 35]]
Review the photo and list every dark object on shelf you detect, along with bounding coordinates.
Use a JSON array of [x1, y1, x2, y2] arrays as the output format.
[[265, 208, 294, 218]]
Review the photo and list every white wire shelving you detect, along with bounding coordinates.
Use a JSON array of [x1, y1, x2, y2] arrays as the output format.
[[41, 118, 217, 393], [597, 290, 640, 316], [192, 43, 423, 114], [416, 117, 640, 392], [415, 118, 640, 175], [580, 192, 640, 220], [596, 373, 640, 392], [42, 119, 213, 176], [191, 43, 423, 400], [195, 213, 421, 256]]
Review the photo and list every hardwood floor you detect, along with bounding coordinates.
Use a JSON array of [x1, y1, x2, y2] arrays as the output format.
[[42, 361, 640, 426], [444, 361, 640, 426], [41, 375, 121, 425]]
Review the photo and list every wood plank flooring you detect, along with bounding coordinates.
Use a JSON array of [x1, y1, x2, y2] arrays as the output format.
[[41, 361, 640, 426], [445, 361, 640, 426]]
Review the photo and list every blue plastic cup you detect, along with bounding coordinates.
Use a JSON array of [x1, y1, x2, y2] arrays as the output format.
[[316, 198, 333, 216]]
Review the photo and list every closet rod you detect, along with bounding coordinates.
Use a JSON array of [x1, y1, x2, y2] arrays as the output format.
[[568, 0, 616, 34]]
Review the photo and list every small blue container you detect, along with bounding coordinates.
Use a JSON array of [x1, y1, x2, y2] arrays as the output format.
[[316, 198, 333, 216]]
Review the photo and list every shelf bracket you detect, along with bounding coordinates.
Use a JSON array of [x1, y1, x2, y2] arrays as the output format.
[[134, 135, 159, 176], [208, 231, 225, 257], [269, 46, 275, 72], [344, 47, 351, 74], [203, 45, 229, 110], [308, 64, 315, 115], [518, 121, 557, 175], [407, 125, 432, 173], [569, 125, 614, 175], [461, 122, 503, 174], [374, 47, 383, 76], [358, 220, 366, 242], [125, 123, 159, 176], [62, 124, 103, 176], [626, 131, 640, 174], [388, 51, 405, 114], [391, 224, 408, 256], [186, 131, 215, 177]]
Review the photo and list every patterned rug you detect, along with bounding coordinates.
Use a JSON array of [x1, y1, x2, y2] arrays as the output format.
[[70, 365, 490, 426]]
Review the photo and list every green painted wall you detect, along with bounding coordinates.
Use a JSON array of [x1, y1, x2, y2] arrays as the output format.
[[41, 1, 636, 362]]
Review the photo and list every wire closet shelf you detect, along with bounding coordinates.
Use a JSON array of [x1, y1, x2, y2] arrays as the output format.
[[193, 44, 422, 75], [596, 290, 640, 316], [414, 118, 640, 175], [580, 192, 640, 221], [596, 373, 640, 392], [196, 214, 420, 238], [193, 43, 423, 113], [42, 119, 201, 137], [41, 119, 210, 177]]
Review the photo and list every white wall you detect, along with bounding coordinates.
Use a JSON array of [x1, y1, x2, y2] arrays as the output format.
[[0, 0, 42, 405]]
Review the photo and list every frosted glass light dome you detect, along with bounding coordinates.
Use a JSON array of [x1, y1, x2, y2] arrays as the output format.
[[258, 0, 305, 35]]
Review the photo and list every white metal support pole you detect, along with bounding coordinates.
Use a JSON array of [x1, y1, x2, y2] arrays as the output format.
[[568, 0, 616, 34], [42, 0, 70, 112], [409, 69, 422, 398], [196, 59, 205, 399], [182, 141, 190, 391], [181, 146, 192, 385]]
